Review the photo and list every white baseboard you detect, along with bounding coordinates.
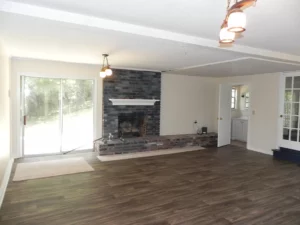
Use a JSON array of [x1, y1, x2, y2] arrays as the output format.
[[247, 147, 273, 156], [0, 158, 14, 209]]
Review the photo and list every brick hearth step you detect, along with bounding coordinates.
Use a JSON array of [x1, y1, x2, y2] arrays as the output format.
[[94, 133, 217, 156]]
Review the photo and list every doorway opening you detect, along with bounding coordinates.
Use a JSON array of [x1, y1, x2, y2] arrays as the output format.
[[230, 85, 250, 148], [21, 76, 94, 156], [218, 83, 250, 149]]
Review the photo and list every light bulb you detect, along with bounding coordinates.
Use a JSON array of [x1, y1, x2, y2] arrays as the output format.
[[219, 27, 235, 44], [105, 68, 113, 76], [100, 71, 106, 78], [228, 10, 246, 33]]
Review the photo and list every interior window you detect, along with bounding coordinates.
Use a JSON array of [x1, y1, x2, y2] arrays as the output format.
[[245, 92, 250, 108], [231, 88, 237, 109]]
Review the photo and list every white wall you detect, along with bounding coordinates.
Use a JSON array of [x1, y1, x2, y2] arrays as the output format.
[[219, 73, 281, 155], [0, 43, 11, 186], [160, 73, 218, 135], [10, 58, 103, 158]]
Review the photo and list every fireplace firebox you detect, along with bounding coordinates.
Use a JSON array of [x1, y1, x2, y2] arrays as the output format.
[[118, 112, 146, 138]]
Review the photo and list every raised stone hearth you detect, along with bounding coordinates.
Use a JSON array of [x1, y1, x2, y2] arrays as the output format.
[[94, 133, 217, 155]]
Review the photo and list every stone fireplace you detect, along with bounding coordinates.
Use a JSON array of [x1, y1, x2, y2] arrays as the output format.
[[118, 112, 146, 138], [103, 69, 161, 137]]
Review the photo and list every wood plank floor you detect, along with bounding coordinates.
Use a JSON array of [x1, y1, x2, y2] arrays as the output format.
[[1, 146, 300, 225]]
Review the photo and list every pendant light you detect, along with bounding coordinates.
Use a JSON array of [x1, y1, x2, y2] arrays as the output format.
[[105, 67, 113, 76], [227, 9, 247, 33], [219, 21, 235, 44], [100, 68, 106, 78], [99, 54, 113, 78], [218, 0, 257, 45]]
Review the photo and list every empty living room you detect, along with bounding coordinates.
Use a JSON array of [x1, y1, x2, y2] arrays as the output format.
[[1, 0, 300, 224]]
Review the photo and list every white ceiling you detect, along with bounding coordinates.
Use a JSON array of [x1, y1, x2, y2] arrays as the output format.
[[1, 0, 300, 77], [7, 0, 300, 55], [0, 13, 250, 71], [8, 0, 228, 39]]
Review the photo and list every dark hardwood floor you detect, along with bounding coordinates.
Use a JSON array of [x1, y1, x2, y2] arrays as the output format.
[[1, 146, 300, 225]]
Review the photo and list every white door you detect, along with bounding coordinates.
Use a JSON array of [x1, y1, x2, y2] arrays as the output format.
[[279, 73, 300, 151], [218, 84, 232, 147]]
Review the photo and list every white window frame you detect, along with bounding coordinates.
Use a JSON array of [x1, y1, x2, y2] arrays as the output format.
[[245, 92, 250, 109], [231, 87, 237, 109]]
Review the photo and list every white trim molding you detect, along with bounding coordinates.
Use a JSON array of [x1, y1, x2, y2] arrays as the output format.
[[168, 57, 300, 73], [109, 99, 160, 106], [0, 158, 14, 209]]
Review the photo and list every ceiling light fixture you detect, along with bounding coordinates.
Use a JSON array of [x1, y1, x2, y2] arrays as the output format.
[[219, 0, 257, 45], [219, 21, 235, 44], [227, 9, 247, 33], [99, 54, 113, 78]]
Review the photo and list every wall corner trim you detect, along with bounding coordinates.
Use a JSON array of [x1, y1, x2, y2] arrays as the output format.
[[0, 158, 14, 209]]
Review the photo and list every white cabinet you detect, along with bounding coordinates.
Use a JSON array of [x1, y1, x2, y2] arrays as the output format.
[[232, 118, 248, 142]]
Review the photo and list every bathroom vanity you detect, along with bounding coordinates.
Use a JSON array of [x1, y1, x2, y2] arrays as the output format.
[[232, 118, 248, 142]]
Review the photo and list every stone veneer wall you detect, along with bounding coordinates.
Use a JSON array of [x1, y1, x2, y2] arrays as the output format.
[[103, 69, 161, 137]]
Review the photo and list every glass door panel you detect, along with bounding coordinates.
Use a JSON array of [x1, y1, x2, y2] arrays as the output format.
[[294, 76, 300, 88], [282, 76, 300, 145], [293, 90, 300, 102], [283, 128, 289, 140], [291, 129, 298, 142], [61, 79, 94, 152], [24, 77, 61, 155], [286, 77, 292, 88], [285, 90, 292, 102], [292, 103, 299, 115], [282, 77, 293, 142]]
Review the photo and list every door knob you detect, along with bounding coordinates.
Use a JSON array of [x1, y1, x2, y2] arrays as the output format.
[[280, 115, 283, 118], [220, 117, 223, 120]]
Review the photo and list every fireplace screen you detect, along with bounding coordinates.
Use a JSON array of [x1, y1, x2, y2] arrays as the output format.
[[118, 112, 146, 138]]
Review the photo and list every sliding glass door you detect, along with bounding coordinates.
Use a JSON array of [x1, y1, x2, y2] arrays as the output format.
[[61, 79, 94, 152], [23, 77, 61, 155], [22, 76, 94, 156]]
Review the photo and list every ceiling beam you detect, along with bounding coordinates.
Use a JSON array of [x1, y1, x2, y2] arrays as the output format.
[[1, 0, 300, 63]]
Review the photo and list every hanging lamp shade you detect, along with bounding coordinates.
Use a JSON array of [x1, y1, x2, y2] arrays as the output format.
[[227, 10, 246, 33], [100, 68, 106, 78], [105, 66, 113, 76], [219, 24, 235, 44]]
